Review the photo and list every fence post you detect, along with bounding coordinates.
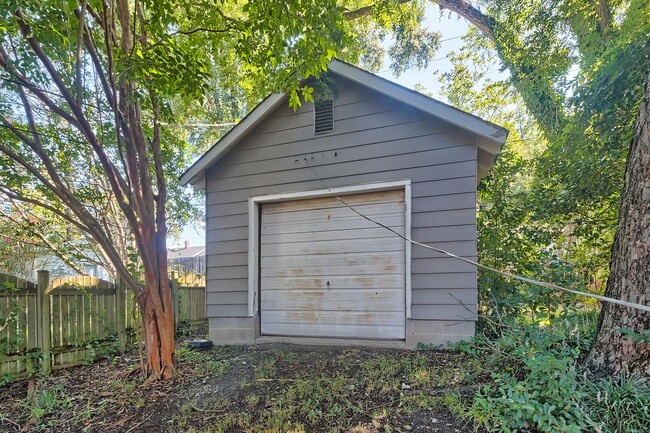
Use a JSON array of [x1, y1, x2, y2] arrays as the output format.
[[37, 270, 51, 375], [171, 273, 179, 331], [115, 278, 126, 350]]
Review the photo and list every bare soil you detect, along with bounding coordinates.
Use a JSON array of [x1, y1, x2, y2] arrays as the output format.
[[0, 327, 486, 433]]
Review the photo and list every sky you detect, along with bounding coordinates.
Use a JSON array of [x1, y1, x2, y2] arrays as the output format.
[[168, 5, 490, 249]]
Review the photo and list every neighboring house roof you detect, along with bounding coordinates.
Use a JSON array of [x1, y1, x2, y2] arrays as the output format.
[[180, 59, 509, 187], [168, 246, 206, 259]]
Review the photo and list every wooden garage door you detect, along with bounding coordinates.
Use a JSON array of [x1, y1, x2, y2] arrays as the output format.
[[260, 189, 406, 339]]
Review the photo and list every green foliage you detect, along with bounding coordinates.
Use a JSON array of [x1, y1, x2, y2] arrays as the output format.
[[81, 335, 121, 365], [454, 297, 599, 431], [472, 354, 588, 432], [275, 375, 358, 426], [255, 355, 278, 379], [585, 373, 650, 433], [176, 344, 232, 378], [437, 1, 650, 324], [468, 355, 650, 433], [23, 383, 72, 428], [457, 301, 648, 433], [0, 0, 360, 287]]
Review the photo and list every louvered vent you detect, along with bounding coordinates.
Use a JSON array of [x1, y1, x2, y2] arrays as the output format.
[[314, 99, 334, 134]]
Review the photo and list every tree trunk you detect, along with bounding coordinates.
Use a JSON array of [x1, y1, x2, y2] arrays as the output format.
[[139, 275, 175, 380], [586, 73, 650, 376]]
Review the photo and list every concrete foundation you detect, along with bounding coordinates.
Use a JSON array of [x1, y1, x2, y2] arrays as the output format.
[[208, 317, 475, 348], [404, 319, 475, 348]]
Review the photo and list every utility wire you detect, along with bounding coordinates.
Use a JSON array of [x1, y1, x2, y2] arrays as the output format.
[[159, 121, 237, 128], [307, 165, 650, 314]]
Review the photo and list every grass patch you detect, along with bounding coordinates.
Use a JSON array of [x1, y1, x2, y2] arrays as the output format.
[[23, 383, 73, 429], [177, 347, 485, 433], [585, 373, 650, 433], [254, 355, 277, 379]]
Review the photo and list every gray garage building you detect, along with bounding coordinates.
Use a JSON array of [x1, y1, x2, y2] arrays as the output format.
[[181, 59, 508, 348]]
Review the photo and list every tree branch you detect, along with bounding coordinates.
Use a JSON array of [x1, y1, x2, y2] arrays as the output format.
[[0, 185, 89, 233], [0, 45, 80, 128], [75, 10, 118, 121], [596, 0, 612, 35], [75, 0, 88, 105], [345, 0, 566, 136], [15, 9, 136, 227], [0, 203, 87, 276], [344, 0, 410, 20]]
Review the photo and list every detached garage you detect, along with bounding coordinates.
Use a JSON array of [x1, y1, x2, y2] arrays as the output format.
[[181, 59, 508, 348]]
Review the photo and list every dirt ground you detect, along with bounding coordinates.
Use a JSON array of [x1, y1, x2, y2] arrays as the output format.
[[0, 327, 487, 433]]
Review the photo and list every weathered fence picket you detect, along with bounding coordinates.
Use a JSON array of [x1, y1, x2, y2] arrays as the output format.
[[0, 273, 39, 376], [0, 271, 205, 378]]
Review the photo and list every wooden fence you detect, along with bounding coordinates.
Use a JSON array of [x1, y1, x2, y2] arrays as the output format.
[[0, 271, 205, 378]]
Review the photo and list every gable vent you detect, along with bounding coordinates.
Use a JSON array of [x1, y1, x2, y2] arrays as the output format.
[[314, 99, 334, 134]]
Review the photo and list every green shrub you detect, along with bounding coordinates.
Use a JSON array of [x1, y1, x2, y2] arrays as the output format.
[[461, 308, 599, 432], [585, 373, 650, 433], [470, 353, 589, 432]]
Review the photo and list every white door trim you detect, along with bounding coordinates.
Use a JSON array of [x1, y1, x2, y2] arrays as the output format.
[[247, 179, 412, 319]]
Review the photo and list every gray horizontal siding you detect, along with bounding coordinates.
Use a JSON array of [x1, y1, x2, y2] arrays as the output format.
[[411, 304, 477, 321], [205, 75, 477, 321], [412, 288, 476, 305], [207, 129, 466, 193], [205, 161, 476, 208], [208, 304, 248, 318], [207, 145, 474, 193]]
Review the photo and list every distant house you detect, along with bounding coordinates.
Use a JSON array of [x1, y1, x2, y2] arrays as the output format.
[[168, 241, 206, 275], [181, 59, 508, 348], [0, 247, 110, 282]]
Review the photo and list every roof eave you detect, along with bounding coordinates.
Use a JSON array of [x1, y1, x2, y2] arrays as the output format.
[[180, 93, 286, 186], [326, 61, 509, 146]]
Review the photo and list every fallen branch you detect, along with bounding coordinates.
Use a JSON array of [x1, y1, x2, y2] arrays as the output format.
[[0, 416, 20, 430]]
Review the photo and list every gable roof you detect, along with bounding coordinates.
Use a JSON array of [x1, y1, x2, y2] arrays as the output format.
[[168, 245, 206, 259], [181, 59, 509, 187]]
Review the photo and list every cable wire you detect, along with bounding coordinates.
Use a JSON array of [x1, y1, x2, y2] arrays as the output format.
[[307, 165, 650, 314]]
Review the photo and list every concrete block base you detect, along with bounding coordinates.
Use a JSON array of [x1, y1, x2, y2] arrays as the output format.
[[208, 317, 257, 345], [405, 319, 475, 349], [208, 317, 475, 348]]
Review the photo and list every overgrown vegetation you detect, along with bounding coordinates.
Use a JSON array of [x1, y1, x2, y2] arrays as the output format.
[[453, 295, 650, 432]]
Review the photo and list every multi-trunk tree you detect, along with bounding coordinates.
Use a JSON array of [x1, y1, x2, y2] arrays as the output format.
[[0, 0, 346, 380]]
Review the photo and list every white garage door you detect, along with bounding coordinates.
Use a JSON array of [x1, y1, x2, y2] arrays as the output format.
[[260, 189, 406, 339]]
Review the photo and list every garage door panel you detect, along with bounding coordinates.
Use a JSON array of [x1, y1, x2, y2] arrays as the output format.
[[261, 262, 405, 278], [261, 322, 405, 339], [261, 202, 403, 225], [263, 301, 404, 313], [260, 189, 406, 340], [262, 251, 403, 269], [263, 189, 404, 214], [263, 310, 405, 327], [262, 213, 405, 235], [262, 274, 404, 290], [261, 227, 400, 245], [261, 288, 405, 309], [261, 237, 404, 257]]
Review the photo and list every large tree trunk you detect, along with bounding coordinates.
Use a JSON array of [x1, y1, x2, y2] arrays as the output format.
[[139, 276, 175, 380], [586, 73, 650, 376]]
